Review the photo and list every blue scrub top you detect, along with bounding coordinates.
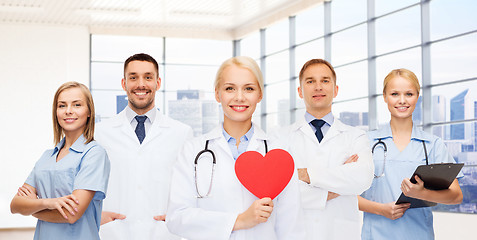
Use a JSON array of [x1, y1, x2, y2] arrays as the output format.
[[25, 135, 110, 240], [361, 122, 463, 240]]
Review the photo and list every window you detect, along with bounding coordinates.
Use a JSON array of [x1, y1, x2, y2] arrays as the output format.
[[375, 47, 422, 95], [431, 33, 477, 84], [331, 24, 367, 66], [265, 19, 289, 55], [331, 0, 367, 31], [334, 61, 368, 102], [430, 0, 477, 40], [91, 35, 231, 135], [375, 6, 421, 55], [375, 0, 419, 16], [295, 4, 324, 44]]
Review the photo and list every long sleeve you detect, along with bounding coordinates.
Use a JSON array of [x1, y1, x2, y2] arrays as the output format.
[[298, 181, 329, 209], [166, 140, 237, 240], [307, 131, 374, 195]]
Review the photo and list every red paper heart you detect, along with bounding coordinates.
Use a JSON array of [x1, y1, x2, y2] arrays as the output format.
[[235, 149, 295, 200]]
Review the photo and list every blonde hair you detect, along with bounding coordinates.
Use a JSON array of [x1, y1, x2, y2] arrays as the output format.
[[383, 68, 420, 95], [52, 82, 95, 145], [214, 56, 264, 93]]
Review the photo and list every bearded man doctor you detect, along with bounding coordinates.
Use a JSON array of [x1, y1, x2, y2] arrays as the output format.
[[271, 59, 374, 240], [96, 53, 192, 240]]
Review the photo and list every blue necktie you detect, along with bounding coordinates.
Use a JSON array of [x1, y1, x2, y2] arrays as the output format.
[[135, 115, 147, 144], [311, 119, 326, 143]]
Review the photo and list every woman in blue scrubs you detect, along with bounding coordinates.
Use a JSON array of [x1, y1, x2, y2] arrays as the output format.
[[11, 82, 110, 240], [358, 69, 463, 240]]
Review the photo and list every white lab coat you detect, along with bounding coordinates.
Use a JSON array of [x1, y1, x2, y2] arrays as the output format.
[[272, 117, 374, 240], [166, 124, 305, 240], [95, 108, 192, 240]]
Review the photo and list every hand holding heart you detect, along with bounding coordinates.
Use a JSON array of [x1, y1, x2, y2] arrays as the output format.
[[233, 197, 274, 231]]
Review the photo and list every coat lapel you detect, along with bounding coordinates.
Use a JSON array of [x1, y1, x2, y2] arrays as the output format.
[[204, 126, 234, 160], [141, 110, 168, 146], [115, 110, 139, 144], [246, 124, 268, 155], [296, 118, 319, 144], [320, 118, 346, 144]]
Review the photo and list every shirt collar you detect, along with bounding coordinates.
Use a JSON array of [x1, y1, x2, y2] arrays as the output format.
[[221, 123, 255, 142], [373, 122, 431, 142], [52, 134, 86, 156], [305, 111, 334, 126], [125, 105, 156, 124], [410, 123, 431, 142]]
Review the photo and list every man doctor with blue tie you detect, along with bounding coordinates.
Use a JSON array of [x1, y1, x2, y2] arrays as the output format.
[[272, 59, 374, 240], [96, 53, 192, 240]]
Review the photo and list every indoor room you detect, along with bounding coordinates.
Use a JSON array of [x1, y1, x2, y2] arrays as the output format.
[[1, 0, 476, 239]]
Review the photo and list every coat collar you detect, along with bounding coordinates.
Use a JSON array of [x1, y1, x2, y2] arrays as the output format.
[[111, 107, 170, 128], [109, 107, 173, 145], [203, 123, 268, 158], [203, 122, 268, 141], [292, 115, 348, 144]]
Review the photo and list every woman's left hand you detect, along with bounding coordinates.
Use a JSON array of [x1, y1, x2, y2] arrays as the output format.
[[401, 175, 426, 199]]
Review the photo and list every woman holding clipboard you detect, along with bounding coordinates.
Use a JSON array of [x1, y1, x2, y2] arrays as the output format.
[[358, 69, 463, 240]]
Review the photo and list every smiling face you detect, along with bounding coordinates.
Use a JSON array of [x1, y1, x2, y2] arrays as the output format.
[[383, 76, 419, 121], [122, 60, 161, 115], [298, 63, 339, 118], [215, 65, 262, 126], [56, 87, 90, 139]]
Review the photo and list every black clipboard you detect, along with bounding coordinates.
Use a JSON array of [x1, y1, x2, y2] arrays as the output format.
[[395, 163, 464, 208]]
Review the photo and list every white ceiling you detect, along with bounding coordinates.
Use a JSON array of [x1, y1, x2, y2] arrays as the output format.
[[0, 0, 324, 40]]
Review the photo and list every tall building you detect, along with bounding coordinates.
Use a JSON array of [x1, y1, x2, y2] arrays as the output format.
[[339, 112, 368, 127], [432, 95, 446, 139], [169, 90, 219, 136], [450, 89, 470, 140], [413, 96, 422, 125]]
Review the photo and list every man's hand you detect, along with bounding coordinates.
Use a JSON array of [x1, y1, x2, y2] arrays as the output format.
[[153, 214, 166, 221], [344, 154, 358, 164], [327, 192, 339, 201], [297, 168, 310, 184], [101, 211, 126, 225]]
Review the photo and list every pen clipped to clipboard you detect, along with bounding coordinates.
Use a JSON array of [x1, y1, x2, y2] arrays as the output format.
[[395, 163, 464, 208]]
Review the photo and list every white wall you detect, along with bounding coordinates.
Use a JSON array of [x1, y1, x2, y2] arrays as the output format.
[[0, 23, 90, 228], [434, 211, 477, 240]]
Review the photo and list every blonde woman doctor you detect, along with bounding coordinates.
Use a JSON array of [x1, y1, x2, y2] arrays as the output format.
[[166, 56, 304, 240]]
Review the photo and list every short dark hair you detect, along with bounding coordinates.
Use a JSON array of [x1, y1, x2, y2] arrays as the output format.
[[124, 53, 159, 78], [299, 59, 336, 84]]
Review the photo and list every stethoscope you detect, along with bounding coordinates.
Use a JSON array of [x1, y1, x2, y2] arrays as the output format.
[[372, 138, 428, 178], [194, 139, 268, 198]]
